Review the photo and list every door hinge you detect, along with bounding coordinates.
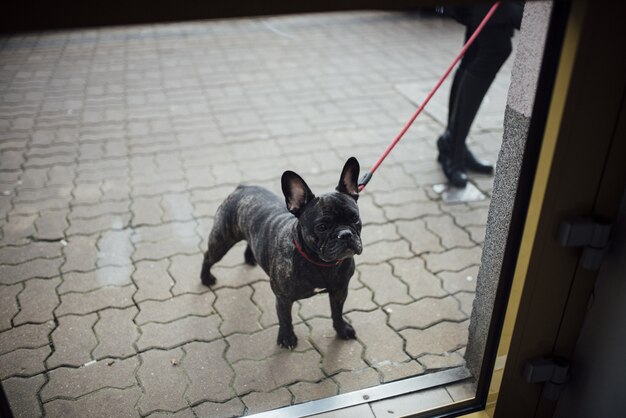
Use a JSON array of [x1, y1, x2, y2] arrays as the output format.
[[523, 357, 570, 401], [558, 216, 612, 271]]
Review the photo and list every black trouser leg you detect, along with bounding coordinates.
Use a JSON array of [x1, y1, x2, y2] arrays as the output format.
[[438, 25, 513, 184]]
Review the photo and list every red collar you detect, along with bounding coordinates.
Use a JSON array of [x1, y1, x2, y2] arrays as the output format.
[[293, 239, 343, 268]]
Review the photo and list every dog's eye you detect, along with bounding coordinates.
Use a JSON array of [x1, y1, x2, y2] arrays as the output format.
[[316, 223, 328, 232]]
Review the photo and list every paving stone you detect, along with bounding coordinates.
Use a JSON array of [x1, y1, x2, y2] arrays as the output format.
[[137, 348, 188, 415], [62, 234, 99, 272], [346, 309, 410, 365], [97, 229, 133, 267], [251, 280, 278, 327], [233, 350, 324, 395], [424, 214, 474, 249], [56, 285, 135, 316], [0, 345, 51, 379], [70, 200, 130, 219], [133, 221, 197, 243], [297, 293, 330, 320], [211, 241, 248, 268], [0, 241, 63, 264], [133, 236, 200, 261], [290, 379, 339, 404], [162, 192, 195, 222], [12, 198, 69, 216], [422, 247, 482, 273], [225, 323, 311, 363], [389, 258, 447, 300], [466, 225, 486, 244], [0, 258, 63, 285], [386, 296, 466, 331], [44, 386, 142, 418], [209, 264, 268, 290], [33, 209, 68, 240], [0, 214, 37, 245], [59, 265, 134, 294], [334, 367, 380, 393], [168, 253, 208, 295], [133, 259, 174, 302], [93, 307, 139, 359], [14, 277, 61, 325], [355, 194, 387, 225], [137, 314, 221, 351], [48, 165, 76, 187], [146, 408, 195, 418], [446, 205, 489, 227], [376, 359, 425, 383], [47, 313, 98, 368], [372, 188, 431, 206], [242, 387, 293, 415], [67, 213, 131, 235], [15, 186, 73, 203], [0, 322, 55, 355], [193, 398, 245, 418], [438, 265, 479, 294], [395, 219, 444, 254], [383, 201, 441, 221], [136, 293, 215, 324], [3, 374, 46, 418], [307, 318, 367, 375], [361, 222, 400, 245], [0, 283, 21, 331], [214, 286, 262, 336], [182, 340, 235, 403], [455, 292, 475, 316], [359, 263, 412, 306], [72, 183, 102, 205], [42, 356, 139, 401], [419, 352, 465, 370], [360, 239, 413, 265], [401, 320, 470, 358], [131, 196, 163, 226]]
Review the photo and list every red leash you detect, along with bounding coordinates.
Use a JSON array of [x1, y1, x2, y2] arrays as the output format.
[[358, 2, 501, 191]]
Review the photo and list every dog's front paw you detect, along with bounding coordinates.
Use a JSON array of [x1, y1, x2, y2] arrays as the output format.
[[334, 321, 357, 340], [277, 331, 298, 350]]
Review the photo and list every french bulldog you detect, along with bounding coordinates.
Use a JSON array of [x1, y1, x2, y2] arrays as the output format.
[[200, 157, 363, 349]]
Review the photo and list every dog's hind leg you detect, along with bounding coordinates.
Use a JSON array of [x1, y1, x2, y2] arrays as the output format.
[[200, 227, 239, 286]]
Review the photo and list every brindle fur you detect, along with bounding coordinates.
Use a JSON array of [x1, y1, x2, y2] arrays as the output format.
[[201, 158, 362, 349]]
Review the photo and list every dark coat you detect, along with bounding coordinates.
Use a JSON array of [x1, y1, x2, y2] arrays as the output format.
[[444, 2, 524, 32]]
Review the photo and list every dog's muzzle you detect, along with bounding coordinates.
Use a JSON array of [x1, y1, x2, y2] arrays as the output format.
[[333, 229, 362, 257]]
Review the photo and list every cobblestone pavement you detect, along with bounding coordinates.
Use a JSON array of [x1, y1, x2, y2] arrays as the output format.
[[0, 11, 512, 417]]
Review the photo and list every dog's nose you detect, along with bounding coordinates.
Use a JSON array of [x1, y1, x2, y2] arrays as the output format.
[[337, 229, 353, 240]]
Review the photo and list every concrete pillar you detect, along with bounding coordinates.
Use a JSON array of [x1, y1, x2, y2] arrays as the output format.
[[465, 1, 554, 379]]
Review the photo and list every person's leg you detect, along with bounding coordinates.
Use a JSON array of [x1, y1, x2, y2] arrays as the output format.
[[438, 25, 513, 186]]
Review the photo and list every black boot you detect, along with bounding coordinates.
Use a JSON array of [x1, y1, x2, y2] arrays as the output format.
[[465, 147, 493, 174], [437, 132, 494, 175], [437, 131, 467, 188], [437, 70, 496, 186]]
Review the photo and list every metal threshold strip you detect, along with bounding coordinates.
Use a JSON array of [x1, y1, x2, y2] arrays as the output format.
[[248, 366, 472, 418]]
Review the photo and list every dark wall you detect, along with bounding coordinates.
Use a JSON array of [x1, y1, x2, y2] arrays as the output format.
[[2, 0, 441, 33]]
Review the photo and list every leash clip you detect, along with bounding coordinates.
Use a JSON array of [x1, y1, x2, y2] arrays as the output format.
[[358, 171, 372, 191]]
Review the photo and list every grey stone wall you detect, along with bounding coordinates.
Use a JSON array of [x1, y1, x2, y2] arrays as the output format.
[[465, 1, 553, 379]]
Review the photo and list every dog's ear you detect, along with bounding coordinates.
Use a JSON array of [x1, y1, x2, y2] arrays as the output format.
[[336, 157, 360, 201], [282, 171, 315, 217]]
